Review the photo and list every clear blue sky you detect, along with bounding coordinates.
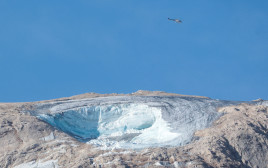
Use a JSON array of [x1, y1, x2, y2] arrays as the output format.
[[0, 0, 268, 102]]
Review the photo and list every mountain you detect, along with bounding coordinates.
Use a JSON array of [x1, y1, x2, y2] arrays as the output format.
[[1, 91, 267, 167]]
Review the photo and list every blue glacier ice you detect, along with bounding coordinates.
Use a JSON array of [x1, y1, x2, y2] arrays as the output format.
[[30, 96, 245, 149]]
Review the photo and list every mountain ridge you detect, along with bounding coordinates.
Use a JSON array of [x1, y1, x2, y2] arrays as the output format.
[[0, 91, 267, 167]]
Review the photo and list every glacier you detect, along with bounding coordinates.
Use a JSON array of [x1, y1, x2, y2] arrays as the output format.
[[29, 96, 245, 149]]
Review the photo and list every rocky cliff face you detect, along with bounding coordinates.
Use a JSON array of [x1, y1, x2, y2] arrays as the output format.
[[0, 91, 267, 168]]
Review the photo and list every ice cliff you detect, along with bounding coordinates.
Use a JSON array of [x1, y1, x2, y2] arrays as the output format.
[[30, 96, 242, 149]]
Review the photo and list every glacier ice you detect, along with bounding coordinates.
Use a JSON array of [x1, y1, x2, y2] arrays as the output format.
[[31, 96, 244, 149], [38, 103, 180, 148]]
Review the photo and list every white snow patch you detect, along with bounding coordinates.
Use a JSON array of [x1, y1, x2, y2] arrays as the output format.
[[99, 150, 133, 157], [40, 132, 55, 141], [154, 162, 162, 166], [258, 100, 268, 106], [14, 159, 58, 168], [173, 161, 180, 168], [173, 161, 186, 168]]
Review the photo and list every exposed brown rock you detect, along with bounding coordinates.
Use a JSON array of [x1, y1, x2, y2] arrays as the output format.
[[190, 104, 268, 168], [0, 92, 267, 168], [32, 90, 209, 103]]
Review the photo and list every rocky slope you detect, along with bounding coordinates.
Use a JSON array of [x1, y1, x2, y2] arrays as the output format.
[[0, 91, 267, 168]]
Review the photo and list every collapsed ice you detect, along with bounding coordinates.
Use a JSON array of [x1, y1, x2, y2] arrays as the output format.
[[31, 96, 241, 149], [39, 104, 179, 148]]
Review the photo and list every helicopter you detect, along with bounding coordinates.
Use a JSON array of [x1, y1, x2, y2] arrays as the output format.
[[168, 18, 182, 23]]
